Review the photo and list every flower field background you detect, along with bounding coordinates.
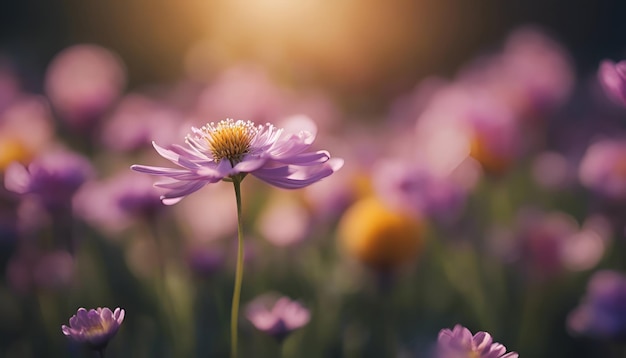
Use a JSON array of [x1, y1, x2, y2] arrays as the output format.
[[1, 1, 626, 357]]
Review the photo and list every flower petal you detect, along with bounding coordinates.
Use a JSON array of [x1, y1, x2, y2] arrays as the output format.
[[501, 353, 519, 358], [153, 142, 205, 169], [159, 180, 209, 205], [130, 164, 191, 176], [275, 150, 330, 165], [152, 141, 181, 162], [162, 197, 184, 205], [114, 308, 125, 324], [252, 163, 336, 189], [75, 308, 91, 329], [280, 115, 317, 145], [61, 325, 73, 336], [100, 307, 114, 322], [4, 162, 31, 194], [328, 158, 345, 172], [233, 157, 268, 173], [473, 331, 493, 351]]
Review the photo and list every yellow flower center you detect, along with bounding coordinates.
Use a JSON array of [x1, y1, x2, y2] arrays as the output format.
[[84, 320, 111, 338], [203, 119, 258, 164]]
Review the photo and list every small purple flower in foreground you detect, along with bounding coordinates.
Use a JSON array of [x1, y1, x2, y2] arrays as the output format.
[[567, 270, 626, 341], [245, 295, 311, 342], [131, 116, 343, 205], [62, 307, 125, 350], [437, 324, 519, 358], [598, 60, 626, 107]]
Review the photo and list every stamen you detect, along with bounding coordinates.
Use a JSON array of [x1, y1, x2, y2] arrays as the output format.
[[84, 321, 110, 338], [201, 119, 258, 163]]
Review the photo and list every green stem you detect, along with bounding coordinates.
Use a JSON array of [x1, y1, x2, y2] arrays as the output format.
[[97, 348, 106, 358], [230, 177, 245, 358]]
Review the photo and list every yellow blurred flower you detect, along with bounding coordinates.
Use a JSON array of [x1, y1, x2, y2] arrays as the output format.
[[0, 137, 31, 171], [0, 96, 55, 171], [338, 196, 424, 271]]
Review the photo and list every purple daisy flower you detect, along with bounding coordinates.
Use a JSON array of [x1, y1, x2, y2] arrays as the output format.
[[437, 324, 519, 358], [131, 115, 343, 205], [245, 295, 311, 342], [61, 307, 125, 350]]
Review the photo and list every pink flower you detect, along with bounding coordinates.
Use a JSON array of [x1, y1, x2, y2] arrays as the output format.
[[598, 60, 626, 107], [100, 93, 183, 152], [131, 116, 343, 205], [73, 171, 163, 233], [490, 208, 608, 279], [61, 307, 125, 350], [245, 295, 310, 341], [4, 149, 95, 210], [45, 44, 126, 130], [437, 324, 518, 358], [579, 139, 626, 200]]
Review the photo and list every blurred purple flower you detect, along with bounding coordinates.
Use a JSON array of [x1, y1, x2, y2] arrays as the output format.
[[568, 270, 626, 341], [491, 208, 607, 279], [4, 149, 94, 210], [372, 158, 467, 222], [415, 83, 520, 175], [0, 96, 55, 170], [458, 27, 573, 119], [62, 307, 125, 350], [245, 295, 310, 341], [73, 171, 163, 233], [437, 324, 518, 358], [465, 96, 520, 175], [579, 139, 626, 201], [45, 44, 126, 131], [515, 210, 579, 276], [100, 93, 183, 152], [598, 60, 626, 107], [497, 26, 574, 116], [131, 116, 343, 205]]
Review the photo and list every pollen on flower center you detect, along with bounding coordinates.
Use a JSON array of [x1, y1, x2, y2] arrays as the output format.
[[82, 320, 113, 339], [202, 119, 258, 163]]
